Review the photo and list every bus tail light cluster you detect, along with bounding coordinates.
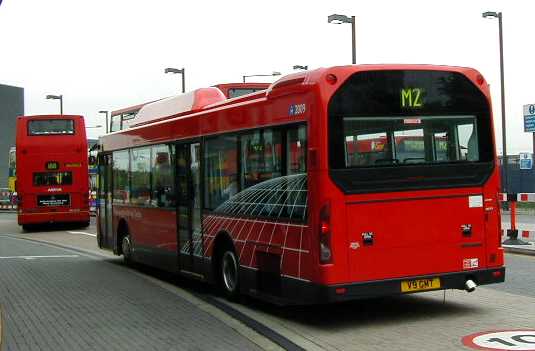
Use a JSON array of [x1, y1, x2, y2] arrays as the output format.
[[319, 203, 333, 264]]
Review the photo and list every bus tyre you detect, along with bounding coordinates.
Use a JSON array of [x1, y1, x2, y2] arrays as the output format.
[[22, 224, 32, 232], [219, 247, 240, 300], [122, 234, 133, 265]]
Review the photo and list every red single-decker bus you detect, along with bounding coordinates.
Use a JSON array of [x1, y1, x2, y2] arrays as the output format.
[[97, 65, 505, 304]]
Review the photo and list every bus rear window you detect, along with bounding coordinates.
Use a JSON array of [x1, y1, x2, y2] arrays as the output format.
[[328, 70, 494, 193], [343, 115, 479, 167], [33, 172, 73, 186], [28, 119, 74, 135]]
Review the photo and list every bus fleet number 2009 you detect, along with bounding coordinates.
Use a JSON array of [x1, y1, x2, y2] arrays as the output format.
[[289, 104, 306, 116]]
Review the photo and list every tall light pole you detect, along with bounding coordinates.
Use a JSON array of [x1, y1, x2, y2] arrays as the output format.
[[99, 110, 109, 134], [293, 65, 308, 70], [164, 67, 185, 93], [46, 94, 63, 114], [483, 11, 507, 192], [328, 14, 356, 64], [242, 71, 281, 83]]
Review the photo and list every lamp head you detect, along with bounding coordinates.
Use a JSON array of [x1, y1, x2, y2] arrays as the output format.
[[482, 11, 499, 19], [328, 14, 352, 24]]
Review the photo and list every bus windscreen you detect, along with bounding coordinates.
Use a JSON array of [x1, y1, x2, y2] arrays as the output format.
[[28, 119, 74, 135]]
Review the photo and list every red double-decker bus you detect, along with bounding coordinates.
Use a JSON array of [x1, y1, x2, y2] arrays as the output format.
[[16, 115, 90, 230], [97, 65, 504, 304], [108, 83, 271, 133]]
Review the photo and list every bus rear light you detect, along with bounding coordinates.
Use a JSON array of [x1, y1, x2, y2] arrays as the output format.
[[335, 287, 347, 295], [319, 203, 333, 264], [492, 270, 503, 278]]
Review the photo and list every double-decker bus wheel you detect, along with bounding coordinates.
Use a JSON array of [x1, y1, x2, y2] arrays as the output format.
[[121, 234, 133, 265]]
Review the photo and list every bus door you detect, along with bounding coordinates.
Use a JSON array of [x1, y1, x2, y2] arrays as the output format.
[[98, 154, 113, 248], [176, 142, 203, 275]]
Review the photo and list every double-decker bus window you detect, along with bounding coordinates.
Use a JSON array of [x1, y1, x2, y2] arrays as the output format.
[[241, 129, 282, 189], [204, 135, 238, 210], [110, 115, 122, 132], [112, 150, 129, 203], [152, 145, 175, 208], [33, 171, 73, 186], [28, 119, 74, 136], [228, 88, 261, 98], [130, 148, 151, 206], [287, 126, 307, 174], [121, 112, 137, 129]]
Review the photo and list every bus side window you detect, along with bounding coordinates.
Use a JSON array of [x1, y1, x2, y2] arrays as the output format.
[[152, 145, 175, 208], [204, 135, 238, 210]]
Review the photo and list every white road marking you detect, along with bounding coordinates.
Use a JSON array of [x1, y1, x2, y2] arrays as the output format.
[[67, 231, 97, 237], [0, 255, 79, 260]]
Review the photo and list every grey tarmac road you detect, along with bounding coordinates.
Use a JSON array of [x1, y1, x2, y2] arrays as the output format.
[[1, 212, 535, 351], [0, 214, 273, 351]]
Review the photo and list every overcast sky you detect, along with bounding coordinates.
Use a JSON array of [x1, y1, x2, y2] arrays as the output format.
[[0, 0, 532, 154]]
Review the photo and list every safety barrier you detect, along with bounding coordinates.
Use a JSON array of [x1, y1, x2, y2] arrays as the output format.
[[499, 192, 535, 245]]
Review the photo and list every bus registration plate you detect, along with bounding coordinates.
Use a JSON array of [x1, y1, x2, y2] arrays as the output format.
[[401, 278, 441, 293]]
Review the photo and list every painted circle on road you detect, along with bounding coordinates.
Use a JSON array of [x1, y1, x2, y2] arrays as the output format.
[[463, 330, 535, 350]]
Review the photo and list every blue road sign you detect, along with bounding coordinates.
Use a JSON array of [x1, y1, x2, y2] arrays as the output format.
[[523, 104, 535, 132], [520, 152, 533, 170]]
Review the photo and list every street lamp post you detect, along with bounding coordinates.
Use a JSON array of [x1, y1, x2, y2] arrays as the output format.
[[164, 67, 186, 93], [242, 71, 281, 83], [483, 11, 507, 192], [46, 94, 63, 114], [293, 65, 308, 70], [328, 14, 356, 64], [99, 110, 109, 134]]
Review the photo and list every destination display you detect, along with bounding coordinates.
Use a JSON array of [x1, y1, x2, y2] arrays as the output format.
[[37, 194, 70, 207]]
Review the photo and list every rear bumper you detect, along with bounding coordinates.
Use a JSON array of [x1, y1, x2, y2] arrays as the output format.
[[18, 210, 90, 225], [245, 267, 505, 305]]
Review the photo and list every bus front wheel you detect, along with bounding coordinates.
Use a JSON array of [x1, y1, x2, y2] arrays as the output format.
[[219, 247, 240, 300]]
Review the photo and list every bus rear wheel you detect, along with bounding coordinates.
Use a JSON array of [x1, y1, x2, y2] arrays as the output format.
[[219, 247, 240, 300], [121, 234, 133, 265]]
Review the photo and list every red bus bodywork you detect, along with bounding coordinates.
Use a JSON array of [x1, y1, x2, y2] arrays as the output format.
[[98, 65, 505, 304], [16, 115, 90, 227]]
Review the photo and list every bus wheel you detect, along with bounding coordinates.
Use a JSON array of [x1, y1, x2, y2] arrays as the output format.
[[121, 234, 133, 265], [219, 247, 240, 300], [22, 224, 33, 232]]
